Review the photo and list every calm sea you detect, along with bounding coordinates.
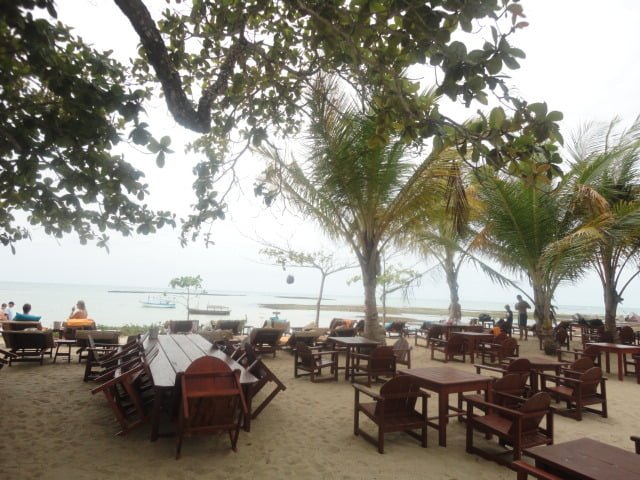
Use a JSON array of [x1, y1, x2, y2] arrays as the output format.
[[0, 281, 629, 330]]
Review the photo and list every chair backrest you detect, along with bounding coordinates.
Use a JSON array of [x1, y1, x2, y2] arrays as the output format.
[[509, 392, 551, 436], [492, 373, 528, 406], [427, 325, 444, 340], [369, 346, 396, 370], [506, 358, 531, 375], [374, 375, 420, 417], [333, 327, 356, 337], [447, 334, 465, 351], [214, 319, 246, 335], [619, 326, 635, 345], [169, 320, 198, 334], [392, 337, 411, 363], [250, 328, 282, 345], [569, 356, 594, 373], [554, 326, 568, 345], [577, 367, 603, 395], [498, 337, 518, 357], [294, 342, 315, 367], [385, 321, 406, 333], [180, 356, 246, 429]]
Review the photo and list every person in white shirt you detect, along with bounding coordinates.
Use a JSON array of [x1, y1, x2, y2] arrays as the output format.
[[6, 301, 16, 321]]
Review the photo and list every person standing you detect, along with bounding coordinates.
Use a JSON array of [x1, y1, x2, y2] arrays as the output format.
[[5, 301, 16, 321], [504, 304, 514, 336], [515, 295, 531, 341]]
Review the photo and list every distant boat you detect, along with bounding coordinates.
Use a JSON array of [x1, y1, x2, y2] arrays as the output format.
[[140, 296, 176, 309], [188, 305, 231, 315]]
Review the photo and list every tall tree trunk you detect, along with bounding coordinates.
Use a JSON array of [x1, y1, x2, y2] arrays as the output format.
[[444, 252, 461, 323], [601, 257, 619, 337], [361, 244, 383, 341], [315, 273, 327, 327]]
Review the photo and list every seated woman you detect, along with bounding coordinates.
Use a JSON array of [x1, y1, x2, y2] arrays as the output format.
[[69, 300, 88, 319]]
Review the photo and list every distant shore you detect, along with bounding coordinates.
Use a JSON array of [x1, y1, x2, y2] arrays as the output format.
[[259, 303, 576, 322]]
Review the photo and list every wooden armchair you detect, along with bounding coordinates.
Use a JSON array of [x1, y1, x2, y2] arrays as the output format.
[[465, 391, 554, 463], [539, 366, 607, 420], [351, 346, 397, 387], [293, 342, 338, 382], [392, 337, 411, 369], [474, 358, 532, 395], [430, 334, 466, 363], [249, 328, 283, 357], [479, 336, 519, 365], [462, 373, 531, 417], [175, 356, 248, 459], [353, 375, 430, 453], [619, 325, 636, 345], [1, 330, 54, 365], [556, 344, 601, 367]]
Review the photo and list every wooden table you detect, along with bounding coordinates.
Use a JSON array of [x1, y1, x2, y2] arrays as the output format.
[[524, 437, 640, 479], [144, 334, 257, 441], [586, 342, 640, 381], [451, 332, 494, 363], [398, 367, 492, 447], [522, 355, 568, 391], [327, 336, 380, 380]]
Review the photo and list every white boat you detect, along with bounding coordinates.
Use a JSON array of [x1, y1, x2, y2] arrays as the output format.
[[140, 296, 176, 309], [187, 305, 231, 315]]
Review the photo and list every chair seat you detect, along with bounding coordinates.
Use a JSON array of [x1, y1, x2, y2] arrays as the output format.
[[359, 403, 427, 430]]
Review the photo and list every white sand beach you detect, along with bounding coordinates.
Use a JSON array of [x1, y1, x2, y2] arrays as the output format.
[[0, 334, 636, 480]]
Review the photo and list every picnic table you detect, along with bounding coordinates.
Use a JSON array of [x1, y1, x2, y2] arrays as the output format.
[[143, 334, 258, 441], [586, 342, 640, 381]]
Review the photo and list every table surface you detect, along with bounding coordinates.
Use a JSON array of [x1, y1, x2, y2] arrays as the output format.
[[525, 437, 640, 480], [525, 356, 569, 368], [144, 334, 257, 387], [398, 367, 491, 386], [586, 342, 640, 352]]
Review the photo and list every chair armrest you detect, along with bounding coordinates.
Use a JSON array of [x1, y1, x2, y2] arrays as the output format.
[[473, 363, 505, 374], [464, 395, 526, 418], [312, 350, 339, 358], [430, 338, 447, 347], [0, 348, 18, 358], [352, 383, 382, 400]]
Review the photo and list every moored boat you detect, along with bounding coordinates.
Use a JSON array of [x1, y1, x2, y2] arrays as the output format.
[[140, 296, 176, 308], [187, 305, 231, 315]]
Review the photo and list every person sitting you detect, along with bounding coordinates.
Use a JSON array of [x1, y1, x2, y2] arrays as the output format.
[[494, 318, 507, 335], [14, 303, 43, 322], [5, 301, 16, 321], [69, 300, 88, 319]]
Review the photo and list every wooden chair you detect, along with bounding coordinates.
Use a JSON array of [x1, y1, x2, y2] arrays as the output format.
[[539, 366, 607, 420], [1, 330, 54, 365], [351, 346, 397, 387], [384, 320, 406, 338], [462, 373, 531, 417], [353, 375, 430, 453], [479, 336, 519, 365], [238, 345, 286, 423], [248, 328, 283, 357], [559, 356, 594, 379], [556, 344, 601, 368], [430, 334, 466, 363], [553, 326, 570, 350], [465, 391, 554, 463], [624, 354, 640, 383], [175, 356, 248, 459], [83, 335, 123, 381], [282, 329, 325, 353], [619, 325, 636, 345], [212, 319, 247, 336], [293, 342, 338, 382], [392, 336, 411, 369], [631, 435, 640, 454], [474, 358, 532, 395]]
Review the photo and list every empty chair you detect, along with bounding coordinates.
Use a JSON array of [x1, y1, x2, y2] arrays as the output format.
[[462, 373, 530, 416], [1, 330, 54, 365], [553, 326, 570, 350], [168, 320, 198, 334], [384, 320, 406, 338], [238, 345, 286, 423], [479, 336, 519, 365], [619, 325, 636, 345], [539, 366, 607, 421], [430, 334, 466, 363], [392, 337, 412, 369], [465, 391, 554, 463], [248, 328, 283, 357], [351, 346, 397, 387], [293, 342, 338, 382], [175, 356, 248, 459], [474, 358, 532, 395], [353, 375, 430, 453]]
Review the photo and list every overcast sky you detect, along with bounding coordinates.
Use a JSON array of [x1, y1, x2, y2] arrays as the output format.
[[4, 1, 640, 310]]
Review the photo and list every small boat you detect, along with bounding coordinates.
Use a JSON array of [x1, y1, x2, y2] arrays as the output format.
[[188, 305, 231, 315], [140, 296, 176, 309]]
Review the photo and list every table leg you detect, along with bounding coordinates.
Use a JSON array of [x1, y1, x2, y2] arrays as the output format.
[[243, 385, 253, 432], [344, 346, 351, 381], [617, 352, 624, 381], [604, 352, 611, 373], [438, 392, 448, 447], [150, 387, 163, 442]]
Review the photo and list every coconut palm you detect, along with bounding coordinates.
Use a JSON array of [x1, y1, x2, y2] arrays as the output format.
[[258, 78, 465, 340], [564, 117, 640, 335], [473, 168, 593, 332]]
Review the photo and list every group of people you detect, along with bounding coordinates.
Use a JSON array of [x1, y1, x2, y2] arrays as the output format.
[[492, 294, 531, 340], [0, 300, 89, 322]]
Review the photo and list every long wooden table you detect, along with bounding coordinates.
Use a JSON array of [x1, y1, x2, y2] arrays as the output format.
[[327, 336, 380, 380], [524, 437, 640, 479], [398, 367, 492, 447], [586, 342, 640, 381], [144, 334, 258, 441]]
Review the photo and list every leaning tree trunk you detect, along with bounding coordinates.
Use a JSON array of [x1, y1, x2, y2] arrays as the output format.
[[444, 254, 461, 323], [315, 273, 327, 327]]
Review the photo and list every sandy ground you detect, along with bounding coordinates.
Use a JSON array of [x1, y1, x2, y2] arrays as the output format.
[[0, 334, 636, 480]]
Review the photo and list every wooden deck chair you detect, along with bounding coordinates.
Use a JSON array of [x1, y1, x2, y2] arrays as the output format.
[[84, 336, 122, 381], [430, 334, 466, 363], [351, 346, 397, 387], [353, 375, 430, 453], [466, 391, 554, 464], [294, 342, 339, 382], [539, 366, 607, 420], [175, 356, 248, 459], [1, 330, 54, 365], [239, 345, 286, 423], [168, 320, 199, 334], [249, 328, 283, 357]]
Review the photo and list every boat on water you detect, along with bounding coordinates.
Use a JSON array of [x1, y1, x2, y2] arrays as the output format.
[[187, 305, 231, 315], [140, 296, 176, 309]]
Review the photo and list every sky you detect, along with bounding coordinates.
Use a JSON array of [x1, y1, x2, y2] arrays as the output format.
[[3, 1, 640, 311]]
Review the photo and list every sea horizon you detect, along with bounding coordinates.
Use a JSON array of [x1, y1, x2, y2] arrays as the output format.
[[1, 280, 637, 330]]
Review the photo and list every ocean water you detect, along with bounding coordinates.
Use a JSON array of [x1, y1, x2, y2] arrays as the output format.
[[0, 281, 630, 330]]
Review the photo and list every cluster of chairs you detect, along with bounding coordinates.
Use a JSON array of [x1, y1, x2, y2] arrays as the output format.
[[89, 334, 156, 436]]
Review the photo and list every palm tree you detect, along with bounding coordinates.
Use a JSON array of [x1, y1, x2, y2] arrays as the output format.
[[564, 118, 640, 336], [473, 168, 592, 333], [258, 78, 464, 340]]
